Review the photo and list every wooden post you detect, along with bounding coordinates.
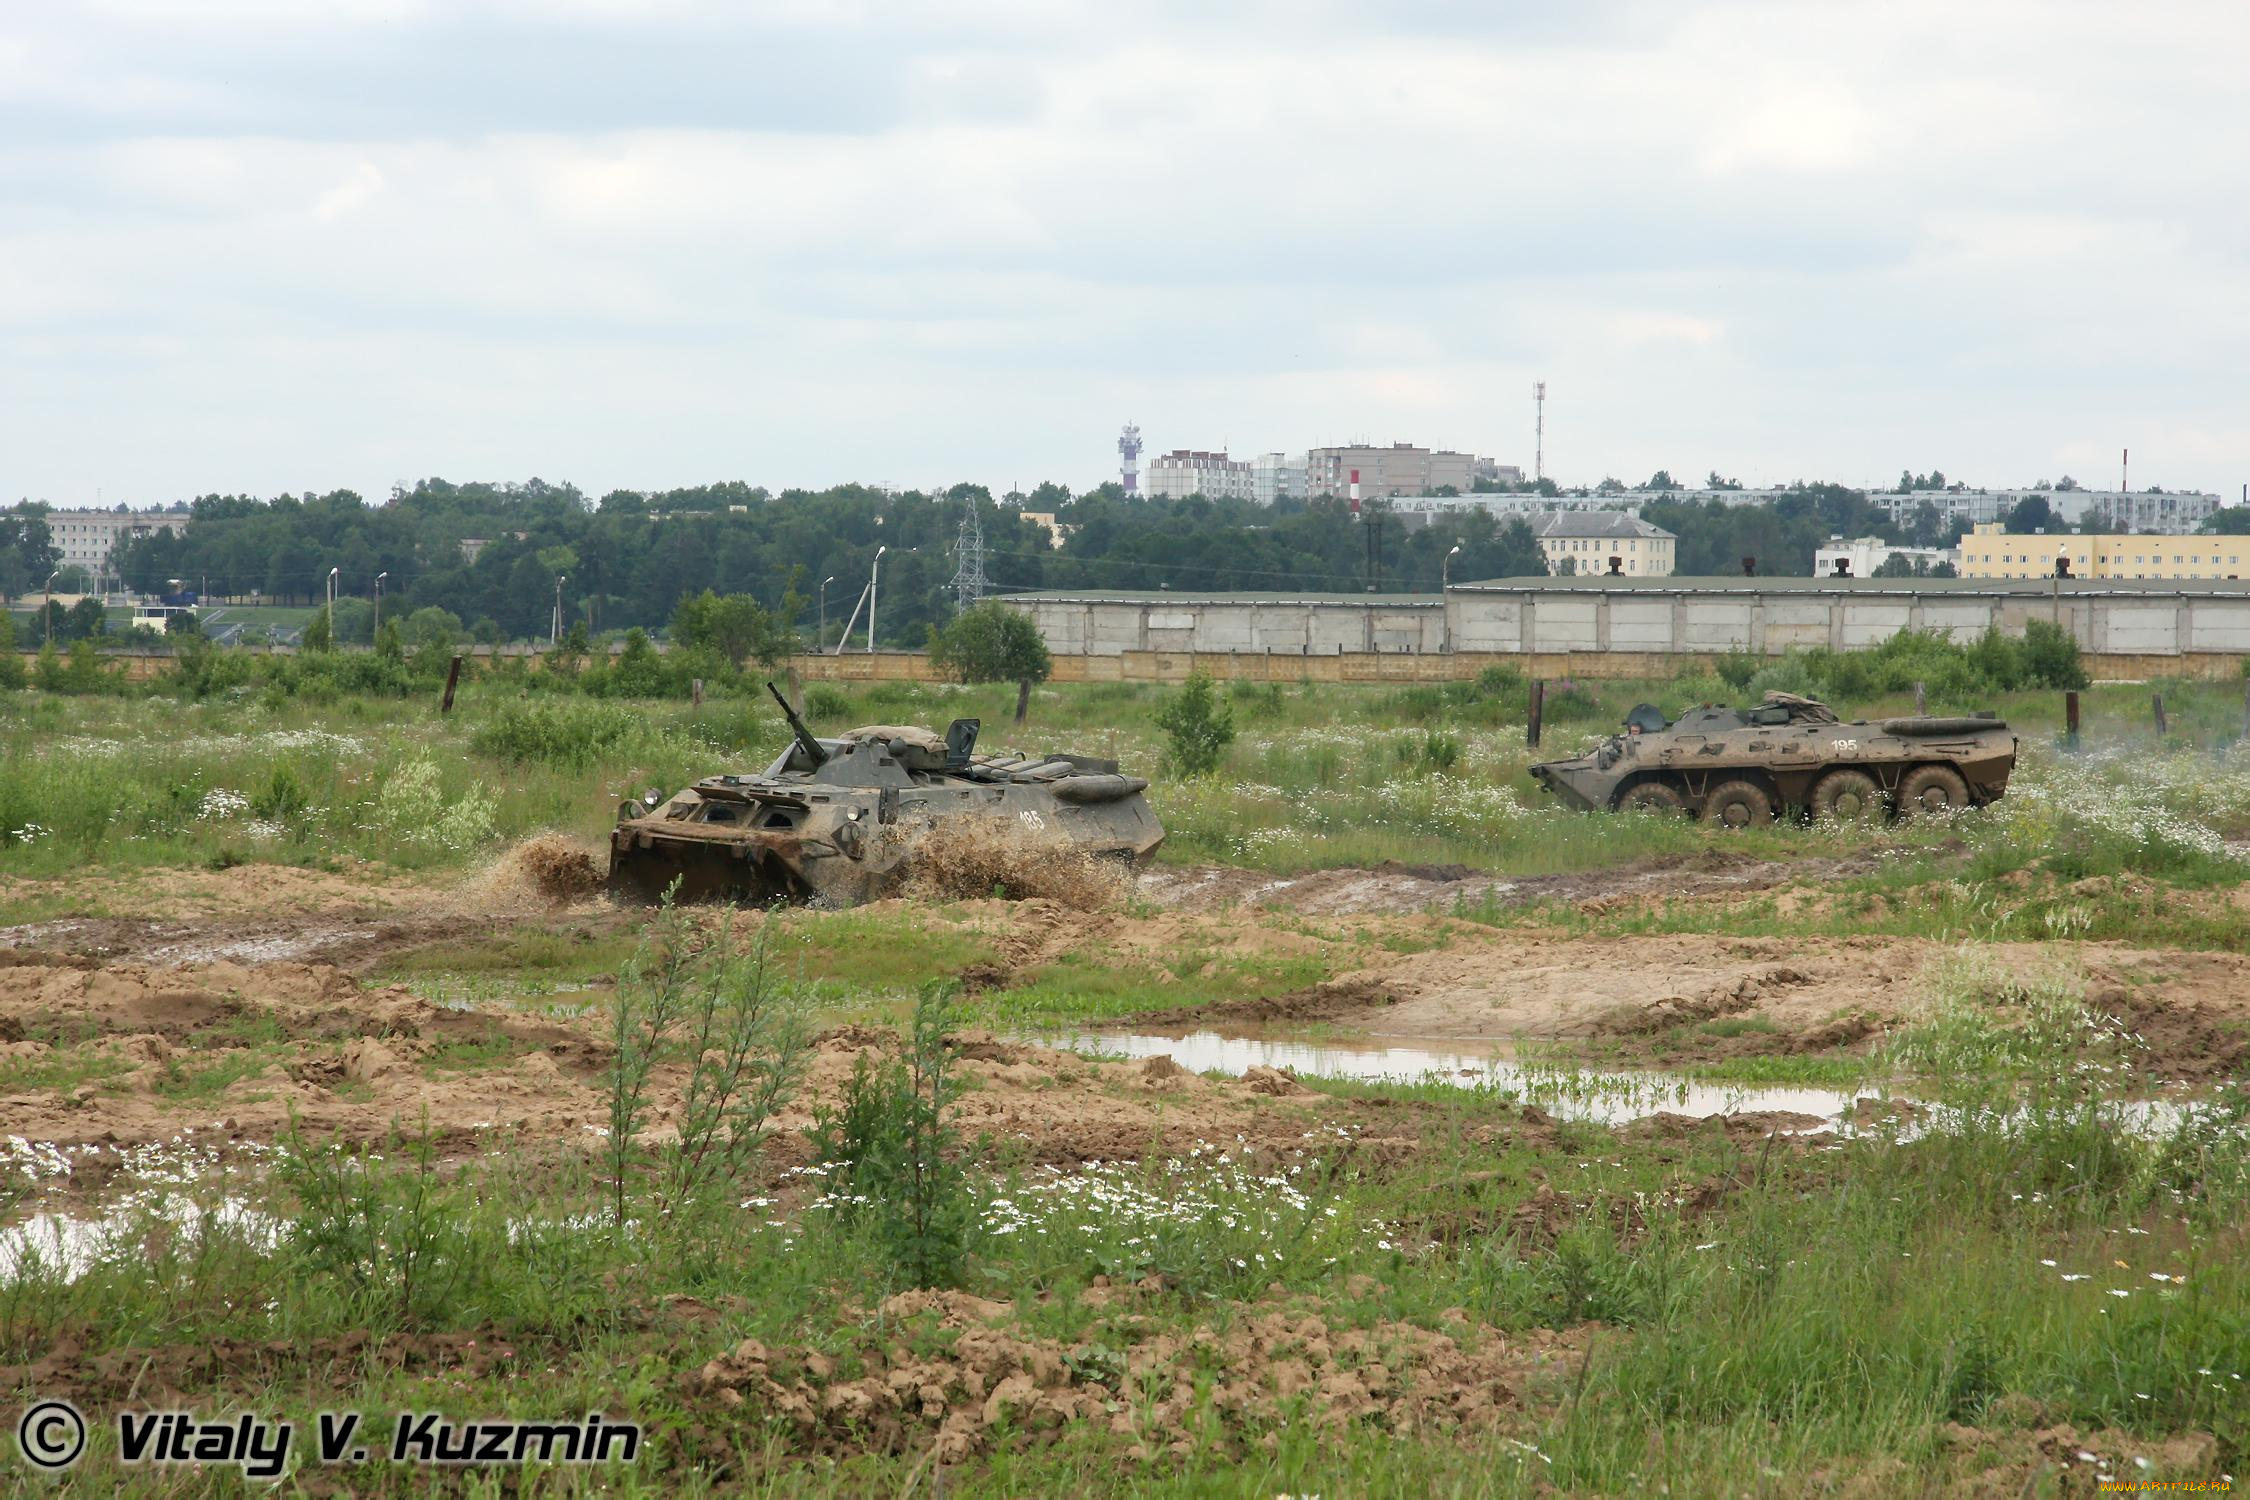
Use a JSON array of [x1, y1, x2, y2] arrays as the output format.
[[1913, 681, 1926, 716], [2064, 689, 2079, 749], [691, 678, 704, 708], [2153, 692, 2167, 737], [440, 654, 463, 714], [1527, 680, 1545, 749], [1014, 678, 1031, 726]]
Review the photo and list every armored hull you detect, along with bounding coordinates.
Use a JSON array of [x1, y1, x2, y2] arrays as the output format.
[[607, 697, 1163, 906], [1528, 692, 2016, 825]]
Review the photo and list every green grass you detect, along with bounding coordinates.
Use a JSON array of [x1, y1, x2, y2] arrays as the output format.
[[10, 1052, 2244, 1496], [969, 949, 1329, 1029], [0, 1045, 136, 1096], [4, 677, 2249, 899], [150, 1046, 292, 1101], [420, 1032, 538, 1073], [375, 928, 640, 982]]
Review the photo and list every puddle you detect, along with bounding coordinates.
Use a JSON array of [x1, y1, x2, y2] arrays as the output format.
[[1053, 1030, 2207, 1136], [1056, 1030, 1874, 1126], [0, 1196, 273, 1284]]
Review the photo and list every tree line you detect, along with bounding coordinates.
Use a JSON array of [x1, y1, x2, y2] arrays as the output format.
[[18, 476, 2247, 645], [67, 478, 1551, 645]]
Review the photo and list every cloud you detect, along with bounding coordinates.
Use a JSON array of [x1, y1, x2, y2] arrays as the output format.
[[0, 0, 2243, 502]]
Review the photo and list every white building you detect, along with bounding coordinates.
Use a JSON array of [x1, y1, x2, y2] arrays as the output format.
[[1869, 488, 2223, 531], [1387, 492, 1642, 529], [1306, 443, 1480, 500], [1250, 452, 1306, 505], [45, 508, 188, 582], [1813, 536, 1959, 578], [1146, 449, 1256, 501], [1531, 512, 1676, 576]]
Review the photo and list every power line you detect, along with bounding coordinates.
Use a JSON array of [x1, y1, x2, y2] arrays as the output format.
[[948, 501, 989, 609]]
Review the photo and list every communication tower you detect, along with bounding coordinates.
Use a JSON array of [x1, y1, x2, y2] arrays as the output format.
[[949, 500, 990, 610], [1118, 423, 1143, 494], [1533, 381, 1546, 483]]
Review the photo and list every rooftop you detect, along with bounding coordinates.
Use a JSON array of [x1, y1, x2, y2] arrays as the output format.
[[1451, 575, 2250, 594], [1530, 511, 1675, 540], [999, 589, 1440, 606]]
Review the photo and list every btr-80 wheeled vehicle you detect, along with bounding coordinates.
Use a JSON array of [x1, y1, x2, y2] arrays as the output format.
[[606, 685, 1165, 905], [1528, 691, 2015, 825]]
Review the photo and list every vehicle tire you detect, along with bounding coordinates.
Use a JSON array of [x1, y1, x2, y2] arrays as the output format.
[[1897, 764, 1971, 818], [1809, 768, 1884, 823], [1702, 780, 1773, 829], [1616, 781, 1688, 815]]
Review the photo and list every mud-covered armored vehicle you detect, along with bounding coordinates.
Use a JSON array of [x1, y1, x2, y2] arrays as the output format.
[[1528, 691, 2015, 825], [607, 685, 1164, 905]]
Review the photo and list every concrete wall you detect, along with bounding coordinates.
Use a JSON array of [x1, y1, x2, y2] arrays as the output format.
[[1444, 583, 2250, 661], [1013, 597, 1448, 657]]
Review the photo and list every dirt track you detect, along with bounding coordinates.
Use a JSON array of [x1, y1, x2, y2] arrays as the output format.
[[4, 851, 2247, 1167]]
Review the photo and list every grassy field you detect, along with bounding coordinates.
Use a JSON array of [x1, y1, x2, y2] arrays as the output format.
[[5, 1001, 2243, 1495], [4, 673, 2249, 1494], [4, 670, 2248, 886]]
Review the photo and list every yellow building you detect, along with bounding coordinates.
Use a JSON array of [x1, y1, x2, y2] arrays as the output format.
[[1958, 523, 2250, 581], [1532, 512, 1677, 576]]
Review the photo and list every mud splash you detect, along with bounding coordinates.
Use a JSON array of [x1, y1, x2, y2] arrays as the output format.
[[900, 818, 1127, 910], [469, 835, 607, 908]]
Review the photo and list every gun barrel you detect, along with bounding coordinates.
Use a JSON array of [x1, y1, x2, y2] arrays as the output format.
[[766, 681, 828, 767]]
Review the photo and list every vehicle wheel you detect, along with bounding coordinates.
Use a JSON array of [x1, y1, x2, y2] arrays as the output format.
[[1897, 764, 1971, 817], [1809, 768, 1884, 823], [1616, 782, 1688, 815], [1701, 780, 1773, 829]]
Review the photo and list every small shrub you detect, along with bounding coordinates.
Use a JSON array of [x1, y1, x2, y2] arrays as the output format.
[[1153, 671, 1236, 777], [833, 984, 972, 1290], [1473, 661, 1524, 698], [1541, 678, 1601, 722], [469, 699, 646, 769], [2020, 618, 2089, 690], [252, 763, 310, 820], [604, 896, 811, 1233], [278, 1115, 467, 1331], [805, 684, 851, 722]]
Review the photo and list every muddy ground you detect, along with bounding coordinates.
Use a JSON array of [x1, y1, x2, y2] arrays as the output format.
[[4, 848, 2247, 1168], [3, 850, 2241, 1491]]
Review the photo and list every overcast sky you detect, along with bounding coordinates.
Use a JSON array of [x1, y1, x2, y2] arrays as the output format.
[[3, 0, 2243, 507]]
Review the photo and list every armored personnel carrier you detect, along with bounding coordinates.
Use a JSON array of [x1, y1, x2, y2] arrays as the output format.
[[1528, 691, 2015, 825], [606, 685, 1164, 905]]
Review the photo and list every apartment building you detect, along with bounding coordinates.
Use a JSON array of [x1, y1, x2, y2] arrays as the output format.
[[1250, 452, 1306, 505], [1145, 449, 1256, 501], [1959, 524, 2250, 580], [1305, 443, 1479, 500], [46, 508, 188, 580]]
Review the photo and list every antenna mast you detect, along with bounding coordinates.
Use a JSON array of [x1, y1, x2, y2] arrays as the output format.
[[1533, 381, 1546, 483], [949, 500, 990, 610], [1118, 423, 1143, 495]]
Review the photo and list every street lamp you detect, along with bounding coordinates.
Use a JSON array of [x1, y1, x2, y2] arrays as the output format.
[[326, 567, 340, 640], [1442, 544, 1464, 654], [819, 576, 835, 649], [42, 569, 59, 647], [552, 575, 567, 648], [867, 548, 887, 654], [374, 572, 388, 634]]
